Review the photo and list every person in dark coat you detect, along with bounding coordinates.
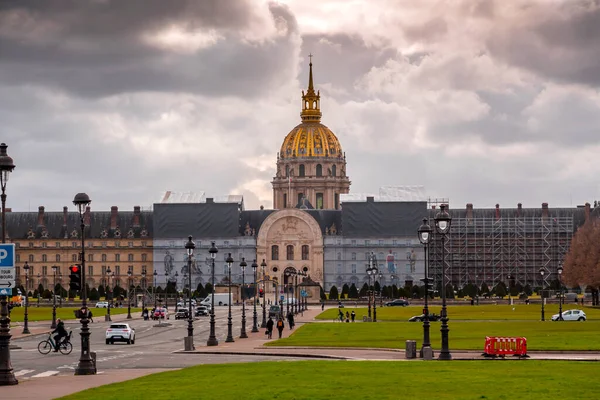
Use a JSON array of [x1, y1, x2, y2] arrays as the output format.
[[87, 310, 93, 323], [276, 317, 285, 338], [266, 317, 274, 339], [52, 319, 68, 351], [287, 312, 295, 330]]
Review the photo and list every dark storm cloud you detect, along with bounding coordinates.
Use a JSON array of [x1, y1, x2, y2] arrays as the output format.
[[487, 1, 600, 87], [0, 0, 299, 98]]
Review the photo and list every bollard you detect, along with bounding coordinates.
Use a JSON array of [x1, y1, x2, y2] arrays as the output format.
[[90, 351, 97, 373], [405, 340, 417, 359]]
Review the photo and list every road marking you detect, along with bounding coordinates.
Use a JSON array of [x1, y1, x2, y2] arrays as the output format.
[[57, 365, 75, 370], [15, 369, 35, 376], [31, 370, 60, 378]]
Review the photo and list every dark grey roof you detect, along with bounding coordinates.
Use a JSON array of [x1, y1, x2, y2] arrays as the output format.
[[153, 203, 241, 238], [6, 209, 153, 240], [341, 201, 427, 237], [240, 209, 341, 236]]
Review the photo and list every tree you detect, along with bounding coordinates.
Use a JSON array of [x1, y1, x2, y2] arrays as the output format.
[[320, 286, 326, 300], [33, 289, 38, 298], [374, 281, 381, 294], [205, 283, 213, 295], [37, 283, 44, 295], [341, 284, 349, 299], [480, 282, 490, 296], [523, 284, 533, 296], [328, 285, 339, 300], [359, 282, 368, 297], [411, 285, 422, 299], [563, 218, 600, 305], [348, 283, 359, 299], [42, 289, 52, 299], [493, 282, 507, 297], [463, 283, 478, 298], [89, 288, 99, 301], [98, 285, 105, 298], [445, 283, 455, 299], [392, 284, 399, 299]]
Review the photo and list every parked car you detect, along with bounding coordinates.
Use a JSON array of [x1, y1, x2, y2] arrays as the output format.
[[95, 301, 109, 308], [385, 299, 410, 307], [408, 313, 441, 322], [106, 323, 135, 344], [195, 306, 209, 316], [551, 309, 586, 321], [174, 310, 189, 320], [152, 307, 169, 320], [268, 305, 282, 319]]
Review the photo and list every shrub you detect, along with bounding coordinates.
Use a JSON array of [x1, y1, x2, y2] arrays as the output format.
[[329, 286, 339, 300]]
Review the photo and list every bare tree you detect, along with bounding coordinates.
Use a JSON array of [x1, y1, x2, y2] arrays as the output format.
[[563, 219, 600, 305]]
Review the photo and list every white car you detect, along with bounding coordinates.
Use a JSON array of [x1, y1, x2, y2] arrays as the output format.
[[95, 301, 109, 308], [106, 323, 136, 344], [551, 309, 586, 321]]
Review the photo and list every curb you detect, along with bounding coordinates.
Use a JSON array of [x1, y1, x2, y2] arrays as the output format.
[[172, 350, 348, 360]]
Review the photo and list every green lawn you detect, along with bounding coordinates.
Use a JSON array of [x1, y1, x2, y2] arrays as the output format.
[[58, 361, 600, 400], [270, 320, 600, 351], [7, 307, 141, 322], [318, 304, 600, 321]]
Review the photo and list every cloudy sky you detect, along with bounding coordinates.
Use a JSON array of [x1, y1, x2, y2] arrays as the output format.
[[2, 0, 600, 213]]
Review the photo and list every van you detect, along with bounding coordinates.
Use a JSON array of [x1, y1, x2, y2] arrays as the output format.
[[201, 293, 231, 306]]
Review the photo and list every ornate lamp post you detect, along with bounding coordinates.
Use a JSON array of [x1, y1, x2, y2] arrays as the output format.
[[418, 218, 433, 358], [251, 260, 259, 333], [51, 265, 59, 329], [239, 258, 248, 338], [557, 265, 564, 321], [434, 203, 452, 361], [378, 272, 383, 307], [366, 262, 373, 320], [105, 267, 112, 322], [260, 259, 267, 328], [164, 271, 169, 310], [539, 268, 546, 321], [225, 253, 235, 343], [207, 241, 219, 346], [153, 270, 158, 310], [184, 236, 195, 351], [285, 270, 291, 316], [0, 142, 16, 385], [294, 271, 299, 315], [22, 262, 30, 334], [372, 262, 378, 322], [141, 270, 146, 310], [73, 192, 95, 375], [126, 270, 132, 319]]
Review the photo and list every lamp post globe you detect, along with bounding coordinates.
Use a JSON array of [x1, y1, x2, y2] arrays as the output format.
[[251, 259, 259, 333], [207, 241, 219, 346], [260, 259, 267, 328], [240, 258, 248, 338], [418, 218, 433, 358], [557, 265, 564, 320], [72, 192, 95, 375], [0, 143, 16, 386], [434, 203, 452, 361], [539, 268, 546, 321], [184, 236, 195, 350], [225, 253, 235, 343]]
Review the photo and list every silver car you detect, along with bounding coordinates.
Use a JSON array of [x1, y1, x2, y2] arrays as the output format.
[[551, 309, 586, 321]]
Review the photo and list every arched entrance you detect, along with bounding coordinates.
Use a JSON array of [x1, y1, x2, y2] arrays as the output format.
[[256, 209, 323, 297]]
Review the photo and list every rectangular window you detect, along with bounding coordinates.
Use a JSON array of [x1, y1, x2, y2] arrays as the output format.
[[115, 241, 120, 248], [15, 243, 19, 249], [29, 242, 33, 248], [102, 266, 107, 275], [169, 241, 175, 248], [297, 193, 303, 205], [351, 253, 356, 260], [335, 193, 339, 210], [55, 254, 60, 262], [379, 240, 384, 246], [128, 254, 134, 262], [72, 254, 77, 262], [88, 242, 93, 248], [283, 193, 287, 208], [15, 266, 20, 277], [72, 242, 77, 248], [141, 254, 147, 262], [128, 242, 133, 248], [88, 265, 93, 277], [224, 241, 229, 247], [102, 254, 107, 262], [115, 265, 120, 275], [88, 254, 93, 262], [42, 242, 47, 248], [42, 266, 48, 276], [115, 254, 120, 262], [336, 264, 342, 274], [365, 240, 370, 246], [351, 240, 356, 247], [351, 264, 357, 274], [392, 240, 398, 246], [42, 254, 47, 262], [55, 242, 61, 248], [16, 254, 20, 263], [102, 242, 107, 248], [337, 252, 341, 260], [316, 193, 324, 209]]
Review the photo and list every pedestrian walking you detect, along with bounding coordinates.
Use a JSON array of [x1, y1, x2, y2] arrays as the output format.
[[321, 301, 325, 311], [351, 310, 356, 322], [266, 316, 274, 339], [276, 317, 285, 338], [87, 309, 94, 323], [287, 312, 295, 330], [338, 309, 344, 322]]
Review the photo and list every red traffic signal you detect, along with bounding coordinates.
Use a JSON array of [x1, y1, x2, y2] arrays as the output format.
[[69, 265, 79, 273]]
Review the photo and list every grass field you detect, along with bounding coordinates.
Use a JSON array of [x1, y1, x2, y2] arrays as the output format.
[[7, 306, 142, 322], [270, 320, 600, 351], [317, 304, 600, 321], [58, 360, 600, 400]]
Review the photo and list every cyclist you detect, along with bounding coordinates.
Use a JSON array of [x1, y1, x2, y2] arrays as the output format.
[[52, 318, 68, 352]]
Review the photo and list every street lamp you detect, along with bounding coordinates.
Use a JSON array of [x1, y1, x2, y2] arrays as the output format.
[[539, 268, 546, 321], [251, 260, 259, 333], [294, 271, 299, 315], [164, 271, 169, 310], [366, 262, 373, 320], [239, 258, 248, 339], [506, 274, 514, 305], [184, 236, 195, 351], [106, 267, 112, 322], [51, 266, 59, 329], [285, 270, 291, 316], [22, 262, 30, 334], [366, 253, 378, 322], [557, 265, 564, 321], [207, 241, 219, 346], [0, 142, 16, 386], [141, 270, 146, 310], [153, 270, 158, 310], [73, 192, 95, 375], [126, 270, 132, 319], [225, 253, 234, 343], [434, 203, 452, 361], [260, 259, 267, 328], [378, 272, 383, 307], [418, 218, 433, 358]]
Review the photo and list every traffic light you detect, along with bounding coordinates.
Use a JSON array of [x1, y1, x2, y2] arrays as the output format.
[[259, 288, 264, 298], [69, 264, 81, 291]]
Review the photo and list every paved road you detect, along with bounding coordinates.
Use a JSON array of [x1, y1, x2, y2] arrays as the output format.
[[10, 305, 291, 381]]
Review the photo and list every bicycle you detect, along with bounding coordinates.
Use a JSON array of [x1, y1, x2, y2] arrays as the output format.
[[38, 331, 73, 355]]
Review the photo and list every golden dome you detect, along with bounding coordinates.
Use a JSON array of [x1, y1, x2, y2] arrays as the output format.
[[280, 56, 343, 159], [280, 122, 342, 158]]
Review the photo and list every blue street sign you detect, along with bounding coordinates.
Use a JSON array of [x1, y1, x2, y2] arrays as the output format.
[[0, 288, 11, 296], [280, 295, 284, 301], [0, 244, 15, 268]]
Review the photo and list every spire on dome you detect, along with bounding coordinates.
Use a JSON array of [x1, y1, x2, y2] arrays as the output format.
[[301, 54, 321, 122]]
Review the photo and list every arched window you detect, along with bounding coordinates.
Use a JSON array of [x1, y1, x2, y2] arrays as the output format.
[[332, 165, 337, 176], [299, 164, 305, 177], [271, 245, 279, 261], [316, 164, 322, 177], [302, 245, 309, 260], [286, 245, 294, 261]]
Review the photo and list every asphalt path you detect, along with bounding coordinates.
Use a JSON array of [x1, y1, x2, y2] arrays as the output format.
[[10, 306, 294, 380]]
